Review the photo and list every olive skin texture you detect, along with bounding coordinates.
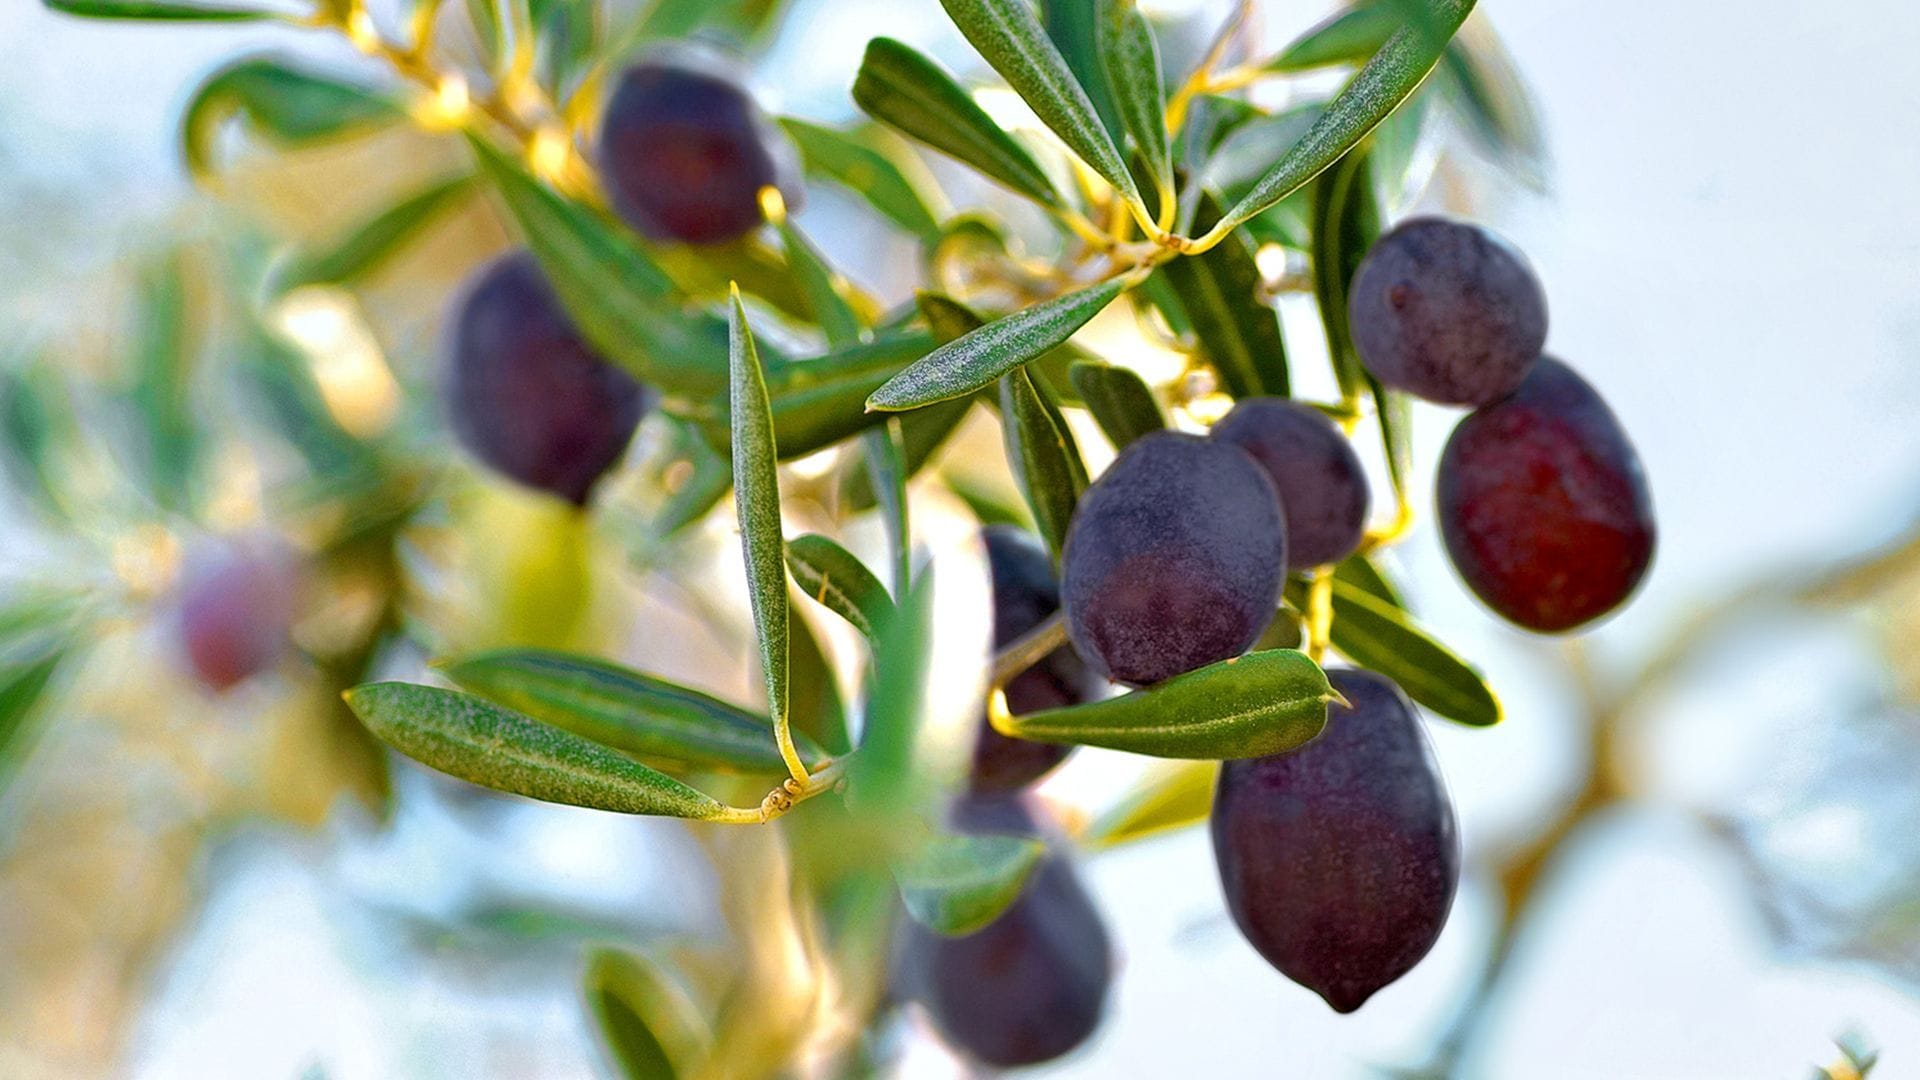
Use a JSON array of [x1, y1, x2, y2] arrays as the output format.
[[444, 251, 649, 506], [1212, 398, 1372, 570], [970, 527, 1105, 793], [1437, 356, 1655, 632], [1349, 217, 1549, 406], [597, 54, 794, 246], [1061, 431, 1286, 686], [894, 795, 1112, 1068], [176, 543, 299, 692], [1211, 669, 1458, 1014]]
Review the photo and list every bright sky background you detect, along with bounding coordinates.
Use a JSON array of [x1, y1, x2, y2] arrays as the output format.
[[5, 1, 1920, 1077]]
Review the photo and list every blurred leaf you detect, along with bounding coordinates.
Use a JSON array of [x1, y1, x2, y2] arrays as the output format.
[[728, 292, 794, 763], [0, 649, 70, 799], [1083, 759, 1217, 849], [998, 366, 1085, 562], [868, 278, 1126, 411], [181, 56, 399, 177], [530, 0, 598, 92], [778, 118, 945, 245], [1286, 577, 1498, 726], [584, 947, 712, 1080], [1160, 192, 1289, 398], [787, 605, 850, 756], [440, 649, 825, 773], [1266, 3, 1399, 72], [895, 832, 1043, 936], [841, 396, 974, 512], [777, 221, 864, 348], [1214, 0, 1474, 234], [124, 254, 200, 513], [944, 471, 1035, 530], [852, 38, 1061, 209], [675, 332, 938, 459], [1435, 22, 1548, 188], [848, 575, 936, 825], [465, 0, 503, 66], [630, 0, 787, 43], [237, 319, 370, 479], [0, 356, 77, 519], [650, 421, 732, 539], [1069, 360, 1162, 450], [786, 534, 894, 642], [863, 420, 912, 592], [1096, 0, 1173, 199], [469, 135, 729, 398], [939, 0, 1142, 209], [44, 0, 269, 20], [1310, 142, 1380, 401], [1182, 93, 1264, 167], [275, 174, 478, 292], [345, 683, 739, 818], [1001, 649, 1332, 758]]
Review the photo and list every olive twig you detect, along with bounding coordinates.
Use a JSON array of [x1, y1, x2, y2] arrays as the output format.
[[989, 611, 1069, 689], [1163, 0, 1256, 136]]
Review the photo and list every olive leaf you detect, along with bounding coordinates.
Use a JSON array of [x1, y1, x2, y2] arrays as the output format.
[[439, 649, 826, 774], [1068, 360, 1163, 450], [181, 56, 400, 178], [778, 118, 945, 245], [1210, 0, 1475, 237], [895, 832, 1044, 936], [847, 575, 937, 823], [1002, 649, 1333, 758], [275, 174, 478, 292], [1082, 759, 1218, 850], [1310, 143, 1380, 402], [0, 649, 71, 799], [863, 420, 912, 592], [1266, 3, 1402, 72], [727, 290, 795, 770], [344, 683, 737, 818], [584, 948, 711, 1080], [1160, 192, 1289, 398], [1096, 0, 1173, 201], [1335, 552, 1405, 609], [938, 0, 1143, 211], [788, 605, 851, 756], [868, 278, 1127, 411], [1287, 577, 1499, 726], [777, 220, 864, 348], [852, 38, 1061, 209], [841, 395, 974, 512], [469, 135, 730, 398], [1043, 0, 1124, 144], [673, 332, 937, 459], [998, 366, 1086, 562], [45, 0, 269, 20], [124, 254, 200, 514], [785, 534, 895, 642]]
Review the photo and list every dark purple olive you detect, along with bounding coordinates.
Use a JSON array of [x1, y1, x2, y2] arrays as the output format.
[[444, 251, 649, 506], [895, 794, 1112, 1067], [1437, 356, 1655, 632], [970, 527, 1105, 793], [1211, 398, 1371, 570], [597, 52, 797, 246], [1211, 669, 1458, 1013], [1349, 217, 1548, 406], [176, 541, 299, 692], [1061, 431, 1285, 686]]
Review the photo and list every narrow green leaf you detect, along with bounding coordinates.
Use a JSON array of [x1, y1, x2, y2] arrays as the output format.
[[787, 605, 850, 756], [863, 421, 912, 592], [45, 0, 268, 20], [852, 38, 1060, 208], [1068, 360, 1163, 450], [673, 332, 938, 459], [1287, 577, 1499, 726], [777, 221, 864, 349], [585, 948, 710, 1080], [1266, 3, 1399, 72], [1160, 193, 1288, 397], [0, 356, 76, 519], [1096, 0, 1173, 198], [1370, 371, 1412, 502], [728, 291, 791, 744], [1042, 0, 1123, 142], [868, 278, 1126, 411], [1310, 142, 1381, 401], [181, 57, 399, 177], [841, 395, 974, 512], [998, 366, 1085, 562], [469, 135, 729, 398], [650, 421, 732, 539], [1002, 649, 1332, 759], [848, 575, 937, 823], [895, 832, 1044, 936], [530, 0, 598, 93], [1213, 0, 1475, 235], [124, 254, 200, 513], [939, 0, 1142, 209], [0, 650, 69, 798], [439, 649, 825, 773], [276, 174, 478, 292], [786, 534, 895, 642], [778, 118, 945, 244], [1082, 759, 1217, 850], [1335, 552, 1405, 609], [344, 683, 735, 818], [465, 0, 504, 65]]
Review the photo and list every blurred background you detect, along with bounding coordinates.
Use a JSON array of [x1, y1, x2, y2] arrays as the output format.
[[3, 0, 1920, 1077]]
